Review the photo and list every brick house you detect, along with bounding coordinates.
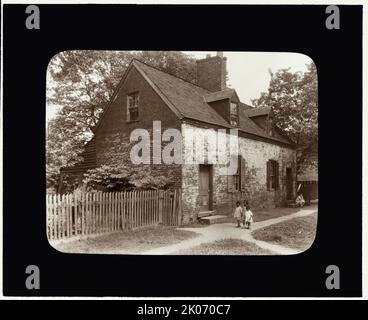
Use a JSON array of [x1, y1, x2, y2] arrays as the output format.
[[60, 53, 296, 223]]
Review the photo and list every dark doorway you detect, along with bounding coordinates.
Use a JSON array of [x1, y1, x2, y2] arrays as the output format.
[[286, 167, 293, 200], [199, 164, 213, 212]]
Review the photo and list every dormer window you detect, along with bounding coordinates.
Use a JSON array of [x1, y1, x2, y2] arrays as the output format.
[[230, 102, 238, 126], [127, 92, 139, 121]]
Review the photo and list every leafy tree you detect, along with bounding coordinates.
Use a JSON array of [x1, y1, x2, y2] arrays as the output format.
[[252, 63, 318, 175], [83, 164, 175, 192], [46, 51, 196, 190], [46, 115, 87, 190], [137, 51, 197, 84], [47, 51, 196, 133]]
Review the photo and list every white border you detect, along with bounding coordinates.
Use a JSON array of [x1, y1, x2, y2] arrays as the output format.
[[0, 0, 366, 300]]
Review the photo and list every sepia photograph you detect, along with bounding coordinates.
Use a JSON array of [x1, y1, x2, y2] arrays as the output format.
[[2, 0, 365, 301], [46, 50, 318, 256]]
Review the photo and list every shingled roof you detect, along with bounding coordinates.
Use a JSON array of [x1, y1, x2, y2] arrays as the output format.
[[243, 106, 272, 117], [133, 59, 293, 146], [204, 88, 238, 103], [59, 138, 96, 174], [134, 60, 230, 128]]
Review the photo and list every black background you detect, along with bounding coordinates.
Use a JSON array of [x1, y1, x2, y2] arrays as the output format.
[[2, 4, 362, 297]]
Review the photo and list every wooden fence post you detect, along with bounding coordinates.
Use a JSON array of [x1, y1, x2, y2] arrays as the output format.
[[178, 188, 182, 226], [158, 190, 163, 224], [46, 195, 50, 240], [121, 191, 125, 230]]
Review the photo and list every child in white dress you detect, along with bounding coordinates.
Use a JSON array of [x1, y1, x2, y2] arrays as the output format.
[[244, 205, 254, 229], [233, 201, 242, 228]]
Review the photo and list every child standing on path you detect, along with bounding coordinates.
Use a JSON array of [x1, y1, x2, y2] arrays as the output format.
[[233, 201, 242, 228], [242, 200, 249, 228], [244, 205, 254, 229]]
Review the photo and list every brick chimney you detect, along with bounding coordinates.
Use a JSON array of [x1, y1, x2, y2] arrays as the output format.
[[196, 52, 227, 92]]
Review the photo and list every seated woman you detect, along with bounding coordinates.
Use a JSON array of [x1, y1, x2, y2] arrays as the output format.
[[295, 193, 305, 207]]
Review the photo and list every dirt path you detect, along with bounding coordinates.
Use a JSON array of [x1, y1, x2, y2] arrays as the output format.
[[142, 207, 317, 255]]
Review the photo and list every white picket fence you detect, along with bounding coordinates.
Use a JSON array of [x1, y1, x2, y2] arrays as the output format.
[[46, 189, 182, 241]]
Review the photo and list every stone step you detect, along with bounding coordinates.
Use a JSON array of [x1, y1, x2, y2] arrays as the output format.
[[286, 203, 300, 208], [199, 215, 229, 225], [197, 210, 216, 218]]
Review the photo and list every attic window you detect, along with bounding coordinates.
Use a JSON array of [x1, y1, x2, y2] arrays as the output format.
[[127, 92, 139, 121], [230, 102, 238, 126]]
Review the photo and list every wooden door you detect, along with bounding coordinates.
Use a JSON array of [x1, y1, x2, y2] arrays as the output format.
[[199, 165, 212, 212]]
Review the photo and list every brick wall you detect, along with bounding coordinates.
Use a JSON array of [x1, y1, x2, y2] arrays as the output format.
[[196, 55, 227, 92], [94, 65, 183, 189]]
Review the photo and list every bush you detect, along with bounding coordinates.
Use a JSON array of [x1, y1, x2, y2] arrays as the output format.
[[83, 164, 175, 192]]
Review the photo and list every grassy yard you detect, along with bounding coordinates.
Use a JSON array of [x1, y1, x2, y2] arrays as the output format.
[[252, 213, 318, 251], [172, 239, 275, 255], [253, 206, 305, 222], [52, 226, 198, 254]]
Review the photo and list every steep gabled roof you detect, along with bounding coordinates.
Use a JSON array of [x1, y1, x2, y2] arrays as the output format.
[[133, 60, 292, 145], [133, 60, 231, 128], [95, 59, 293, 146]]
